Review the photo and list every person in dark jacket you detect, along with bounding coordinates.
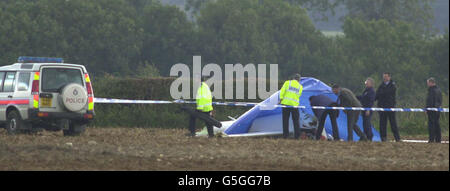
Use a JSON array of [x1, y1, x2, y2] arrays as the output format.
[[357, 78, 376, 141], [375, 72, 401, 142], [426, 77, 442, 143], [309, 95, 340, 141], [332, 85, 368, 142]]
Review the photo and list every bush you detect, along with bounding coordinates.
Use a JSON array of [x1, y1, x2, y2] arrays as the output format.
[[90, 75, 262, 128], [91, 75, 449, 137]]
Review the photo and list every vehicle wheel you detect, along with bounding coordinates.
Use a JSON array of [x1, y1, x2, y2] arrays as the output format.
[[63, 122, 85, 136], [7, 110, 23, 135]]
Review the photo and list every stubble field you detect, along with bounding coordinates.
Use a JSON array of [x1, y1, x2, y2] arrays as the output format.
[[0, 127, 448, 171]]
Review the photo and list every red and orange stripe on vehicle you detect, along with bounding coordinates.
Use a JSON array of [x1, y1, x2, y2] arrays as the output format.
[[0, 99, 29, 105]]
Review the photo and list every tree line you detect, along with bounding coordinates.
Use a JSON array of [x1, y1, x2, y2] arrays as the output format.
[[0, 0, 448, 104]]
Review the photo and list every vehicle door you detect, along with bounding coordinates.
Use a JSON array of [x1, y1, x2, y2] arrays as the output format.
[[0, 71, 16, 121], [13, 72, 32, 119]]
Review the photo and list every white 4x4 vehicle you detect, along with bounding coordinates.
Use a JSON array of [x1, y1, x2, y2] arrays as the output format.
[[0, 57, 95, 136]]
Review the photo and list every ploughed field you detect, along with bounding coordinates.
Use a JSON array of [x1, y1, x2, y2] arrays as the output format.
[[0, 128, 448, 170]]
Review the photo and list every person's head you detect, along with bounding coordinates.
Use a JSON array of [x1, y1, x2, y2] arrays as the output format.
[[427, 77, 436, 87], [201, 75, 208, 82], [365, 77, 374, 88], [383, 72, 391, 83], [332, 84, 340, 95], [293, 74, 301, 82]]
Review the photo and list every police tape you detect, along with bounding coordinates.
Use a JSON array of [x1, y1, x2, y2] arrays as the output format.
[[94, 98, 173, 104], [94, 98, 449, 112]]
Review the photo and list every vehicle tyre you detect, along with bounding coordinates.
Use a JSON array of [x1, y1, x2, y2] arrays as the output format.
[[63, 122, 85, 136], [6, 110, 23, 135]]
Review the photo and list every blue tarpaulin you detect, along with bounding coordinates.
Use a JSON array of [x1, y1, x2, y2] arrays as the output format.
[[224, 77, 381, 141]]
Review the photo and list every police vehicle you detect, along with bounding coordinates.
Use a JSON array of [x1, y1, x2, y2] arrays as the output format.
[[0, 57, 94, 136]]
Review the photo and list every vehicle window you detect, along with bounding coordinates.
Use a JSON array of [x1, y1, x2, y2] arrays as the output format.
[[17, 72, 31, 91], [0, 72, 5, 92], [41, 68, 83, 92], [3, 72, 16, 92]]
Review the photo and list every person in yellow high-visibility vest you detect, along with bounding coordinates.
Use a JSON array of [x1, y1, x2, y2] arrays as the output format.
[[188, 76, 214, 137], [279, 74, 303, 139]]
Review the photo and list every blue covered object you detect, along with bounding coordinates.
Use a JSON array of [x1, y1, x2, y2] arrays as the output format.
[[224, 77, 381, 142]]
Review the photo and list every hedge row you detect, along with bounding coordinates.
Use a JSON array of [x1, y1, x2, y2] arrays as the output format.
[[90, 76, 274, 128], [90, 76, 448, 136]]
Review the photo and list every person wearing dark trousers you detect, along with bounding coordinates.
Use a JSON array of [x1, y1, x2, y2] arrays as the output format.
[[357, 77, 376, 141], [375, 72, 401, 142], [309, 95, 340, 141], [279, 74, 303, 139], [189, 111, 214, 137], [188, 76, 214, 137], [332, 85, 368, 142], [346, 110, 365, 142], [426, 77, 442, 143], [282, 108, 300, 139]]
